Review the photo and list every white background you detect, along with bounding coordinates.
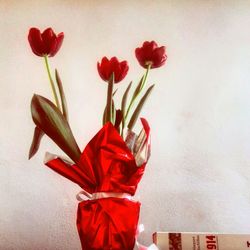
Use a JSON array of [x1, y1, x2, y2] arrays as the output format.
[[1, 0, 250, 249]]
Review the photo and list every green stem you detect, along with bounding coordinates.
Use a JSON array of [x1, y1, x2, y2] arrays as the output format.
[[124, 64, 151, 121], [140, 63, 151, 92], [44, 55, 61, 110]]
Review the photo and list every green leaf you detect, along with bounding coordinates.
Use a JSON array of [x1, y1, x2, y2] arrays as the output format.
[[127, 84, 155, 130], [113, 88, 118, 97], [111, 99, 116, 124], [132, 76, 144, 101], [114, 109, 123, 130], [125, 66, 150, 121], [55, 69, 68, 121], [28, 126, 45, 159], [105, 73, 114, 124], [102, 106, 107, 126], [31, 94, 81, 163], [102, 88, 117, 126], [124, 77, 144, 121], [121, 81, 132, 121]]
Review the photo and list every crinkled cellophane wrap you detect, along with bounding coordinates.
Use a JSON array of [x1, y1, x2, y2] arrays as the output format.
[[45, 120, 150, 250]]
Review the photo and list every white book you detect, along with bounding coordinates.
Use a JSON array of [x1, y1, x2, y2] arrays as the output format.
[[153, 232, 250, 250]]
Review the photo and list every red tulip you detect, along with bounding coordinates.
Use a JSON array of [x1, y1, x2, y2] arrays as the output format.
[[28, 27, 64, 57], [97, 57, 129, 83], [135, 41, 167, 69]]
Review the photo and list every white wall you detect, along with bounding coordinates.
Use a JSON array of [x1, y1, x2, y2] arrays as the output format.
[[1, 0, 250, 249]]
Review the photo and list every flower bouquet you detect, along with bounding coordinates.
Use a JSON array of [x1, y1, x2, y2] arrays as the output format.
[[27, 27, 167, 250]]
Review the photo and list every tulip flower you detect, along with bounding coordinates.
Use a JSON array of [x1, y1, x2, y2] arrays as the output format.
[[97, 57, 129, 83], [135, 41, 167, 69], [28, 27, 64, 57], [28, 27, 65, 111], [123, 41, 166, 131]]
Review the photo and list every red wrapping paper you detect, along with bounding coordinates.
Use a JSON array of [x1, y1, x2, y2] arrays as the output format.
[[45, 120, 150, 250]]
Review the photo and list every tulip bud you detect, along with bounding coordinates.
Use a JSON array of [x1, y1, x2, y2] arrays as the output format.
[[135, 41, 167, 69], [97, 57, 129, 83], [28, 27, 64, 57]]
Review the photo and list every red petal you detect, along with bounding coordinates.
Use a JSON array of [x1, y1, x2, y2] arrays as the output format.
[[152, 46, 167, 68], [101, 56, 109, 65], [97, 57, 112, 82], [118, 61, 129, 82], [135, 48, 142, 60], [142, 41, 151, 48], [110, 57, 119, 69], [49, 32, 64, 57], [148, 41, 158, 50], [142, 44, 154, 60], [102, 57, 112, 81], [28, 27, 46, 56], [97, 62, 108, 82], [109, 57, 119, 81], [113, 58, 128, 83], [135, 48, 147, 68], [110, 58, 120, 83], [41, 28, 57, 54]]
